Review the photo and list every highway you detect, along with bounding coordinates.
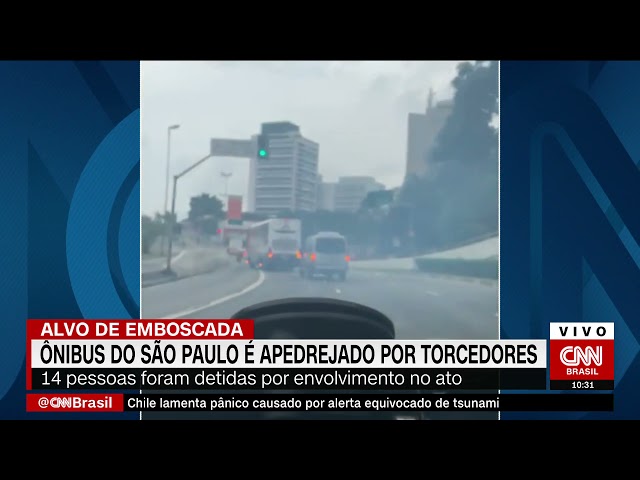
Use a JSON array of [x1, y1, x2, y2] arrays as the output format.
[[142, 265, 497, 339], [141, 264, 499, 419]]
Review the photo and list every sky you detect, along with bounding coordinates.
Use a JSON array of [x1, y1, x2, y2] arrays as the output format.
[[141, 61, 464, 220]]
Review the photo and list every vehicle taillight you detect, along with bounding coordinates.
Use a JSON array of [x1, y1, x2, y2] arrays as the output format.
[[267, 249, 273, 259], [345, 255, 350, 262], [295, 250, 302, 259], [310, 253, 316, 262]]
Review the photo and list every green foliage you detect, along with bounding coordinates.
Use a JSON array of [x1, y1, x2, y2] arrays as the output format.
[[188, 194, 225, 235], [430, 61, 498, 168], [141, 212, 181, 254], [400, 61, 499, 250], [141, 214, 164, 254], [189, 194, 224, 221], [360, 190, 394, 211], [199, 217, 220, 235]]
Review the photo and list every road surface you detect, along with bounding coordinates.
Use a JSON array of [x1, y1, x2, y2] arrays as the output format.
[[142, 249, 188, 275], [142, 266, 497, 339], [141, 264, 499, 419], [141, 257, 167, 274]]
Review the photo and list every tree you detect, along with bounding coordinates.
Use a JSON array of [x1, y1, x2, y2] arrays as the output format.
[[188, 194, 224, 221], [400, 61, 499, 250], [187, 194, 225, 237], [360, 190, 394, 211], [429, 61, 498, 169], [154, 211, 177, 226], [141, 214, 164, 254]]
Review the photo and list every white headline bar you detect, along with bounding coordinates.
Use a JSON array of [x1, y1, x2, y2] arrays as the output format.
[[31, 340, 547, 369], [549, 323, 614, 340]]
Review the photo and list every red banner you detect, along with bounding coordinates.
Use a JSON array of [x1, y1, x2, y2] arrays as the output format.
[[227, 195, 242, 220]]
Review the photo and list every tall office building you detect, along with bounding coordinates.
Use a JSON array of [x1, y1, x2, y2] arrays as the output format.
[[333, 176, 385, 213], [405, 89, 453, 179], [251, 122, 319, 215], [316, 174, 337, 211]]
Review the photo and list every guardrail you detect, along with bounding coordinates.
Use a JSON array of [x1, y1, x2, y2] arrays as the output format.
[[414, 231, 499, 258], [414, 257, 498, 279], [413, 234, 498, 279]]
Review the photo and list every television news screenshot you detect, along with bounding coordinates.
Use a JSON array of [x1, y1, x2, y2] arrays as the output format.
[[2, 60, 637, 429]]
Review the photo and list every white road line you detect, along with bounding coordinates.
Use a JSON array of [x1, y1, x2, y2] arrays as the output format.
[[142, 249, 187, 267], [160, 270, 266, 319], [425, 290, 441, 296], [172, 250, 187, 263]]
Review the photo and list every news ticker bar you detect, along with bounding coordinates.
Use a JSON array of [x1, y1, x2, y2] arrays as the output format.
[[30, 368, 551, 390], [26, 393, 613, 412]]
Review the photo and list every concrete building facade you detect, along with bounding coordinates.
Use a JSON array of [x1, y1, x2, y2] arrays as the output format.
[[250, 122, 319, 215], [333, 176, 385, 213]]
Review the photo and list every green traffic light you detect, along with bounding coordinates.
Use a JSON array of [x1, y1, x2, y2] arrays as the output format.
[[259, 149, 267, 157]]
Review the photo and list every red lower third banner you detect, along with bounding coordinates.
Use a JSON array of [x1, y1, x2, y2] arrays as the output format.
[[27, 394, 124, 412]]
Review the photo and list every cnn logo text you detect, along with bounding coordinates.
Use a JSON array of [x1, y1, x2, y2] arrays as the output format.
[[549, 323, 614, 383]]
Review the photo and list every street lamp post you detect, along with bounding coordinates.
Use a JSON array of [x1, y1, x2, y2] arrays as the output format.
[[220, 171, 232, 206], [161, 124, 180, 255], [166, 153, 213, 273]]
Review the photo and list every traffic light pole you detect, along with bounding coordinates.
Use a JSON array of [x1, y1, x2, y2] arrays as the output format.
[[257, 134, 269, 158], [165, 154, 213, 273]]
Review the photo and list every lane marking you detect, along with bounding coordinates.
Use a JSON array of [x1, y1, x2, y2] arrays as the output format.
[[425, 290, 440, 296], [160, 270, 266, 319], [172, 250, 187, 263], [142, 249, 187, 265], [141, 250, 188, 272]]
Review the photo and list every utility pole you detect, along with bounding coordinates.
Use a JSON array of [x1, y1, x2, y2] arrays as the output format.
[[161, 124, 180, 254], [165, 153, 213, 273], [220, 171, 232, 207]]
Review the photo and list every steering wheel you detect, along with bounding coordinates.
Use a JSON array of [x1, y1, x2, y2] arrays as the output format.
[[210, 298, 421, 420], [233, 297, 396, 340]]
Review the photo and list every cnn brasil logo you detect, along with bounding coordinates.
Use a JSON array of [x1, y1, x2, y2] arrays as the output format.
[[549, 323, 614, 390]]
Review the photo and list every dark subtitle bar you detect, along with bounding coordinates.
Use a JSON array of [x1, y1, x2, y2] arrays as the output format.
[[122, 393, 613, 412]]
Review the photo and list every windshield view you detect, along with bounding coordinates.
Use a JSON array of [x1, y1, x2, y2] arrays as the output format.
[[141, 61, 499, 419]]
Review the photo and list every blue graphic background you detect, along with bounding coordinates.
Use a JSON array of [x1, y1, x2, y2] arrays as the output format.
[[1, 60, 638, 420], [501, 61, 640, 419], [0, 61, 140, 419]]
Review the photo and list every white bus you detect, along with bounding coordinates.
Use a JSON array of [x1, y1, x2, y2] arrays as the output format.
[[246, 218, 302, 271]]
